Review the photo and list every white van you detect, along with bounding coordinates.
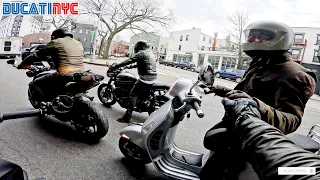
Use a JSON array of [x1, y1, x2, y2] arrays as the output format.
[[0, 37, 22, 58]]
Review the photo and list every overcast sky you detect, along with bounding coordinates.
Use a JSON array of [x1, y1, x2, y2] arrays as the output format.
[[119, 0, 320, 41], [1, 0, 320, 41]]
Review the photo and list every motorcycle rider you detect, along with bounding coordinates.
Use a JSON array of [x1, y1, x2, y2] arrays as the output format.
[[220, 97, 320, 180], [201, 21, 317, 179], [110, 40, 157, 123], [17, 28, 85, 103]]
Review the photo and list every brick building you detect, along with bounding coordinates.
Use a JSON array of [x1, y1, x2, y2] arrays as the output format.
[[22, 32, 51, 47], [110, 40, 130, 55]]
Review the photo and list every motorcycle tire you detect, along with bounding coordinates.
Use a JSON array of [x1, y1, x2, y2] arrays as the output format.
[[119, 138, 151, 164], [73, 101, 109, 142], [28, 88, 40, 109], [97, 84, 117, 107]]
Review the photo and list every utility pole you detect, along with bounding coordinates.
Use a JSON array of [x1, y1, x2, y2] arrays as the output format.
[[91, 13, 101, 62]]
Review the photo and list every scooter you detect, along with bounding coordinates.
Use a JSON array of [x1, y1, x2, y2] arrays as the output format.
[[118, 64, 320, 180]]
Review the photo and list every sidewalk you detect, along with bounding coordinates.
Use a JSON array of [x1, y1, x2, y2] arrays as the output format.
[[83, 58, 320, 102], [83, 58, 124, 66]]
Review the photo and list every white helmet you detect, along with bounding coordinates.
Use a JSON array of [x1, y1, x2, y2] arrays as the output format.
[[242, 20, 294, 52]]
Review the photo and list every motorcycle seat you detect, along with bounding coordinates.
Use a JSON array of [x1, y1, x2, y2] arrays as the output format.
[[203, 128, 230, 151], [151, 83, 170, 90], [286, 133, 320, 153]]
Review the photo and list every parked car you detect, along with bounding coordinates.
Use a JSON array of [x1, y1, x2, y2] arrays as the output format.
[[159, 60, 175, 66], [173, 61, 195, 70], [215, 68, 245, 83], [21, 44, 46, 60]]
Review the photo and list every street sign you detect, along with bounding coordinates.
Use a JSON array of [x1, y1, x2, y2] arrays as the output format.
[[91, 30, 96, 35]]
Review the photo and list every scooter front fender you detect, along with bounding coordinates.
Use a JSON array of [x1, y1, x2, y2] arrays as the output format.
[[120, 124, 145, 150]]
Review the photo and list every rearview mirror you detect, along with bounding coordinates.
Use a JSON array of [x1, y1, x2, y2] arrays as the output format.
[[7, 59, 17, 65], [198, 64, 215, 86], [25, 49, 30, 51]]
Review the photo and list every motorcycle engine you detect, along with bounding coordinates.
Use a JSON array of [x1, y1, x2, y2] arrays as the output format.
[[139, 95, 154, 109], [51, 95, 74, 114]]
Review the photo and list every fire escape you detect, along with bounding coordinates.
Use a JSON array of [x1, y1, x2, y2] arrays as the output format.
[[291, 36, 307, 64]]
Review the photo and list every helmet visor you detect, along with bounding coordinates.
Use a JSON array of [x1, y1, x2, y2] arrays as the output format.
[[244, 29, 277, 43]]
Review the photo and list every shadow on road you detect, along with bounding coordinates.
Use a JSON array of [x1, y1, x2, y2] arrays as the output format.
[[36, 115, 100, 144], [119, 158, 168, 180]]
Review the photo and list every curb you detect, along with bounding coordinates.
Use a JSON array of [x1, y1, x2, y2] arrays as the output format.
[[84, 61, 108, 67]]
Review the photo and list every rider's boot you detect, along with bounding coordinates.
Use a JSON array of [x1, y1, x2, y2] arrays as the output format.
[[117, 110, 132, 123]]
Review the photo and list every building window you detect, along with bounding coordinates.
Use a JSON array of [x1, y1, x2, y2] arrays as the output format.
[[203, 36, 206, 41], [294, 34, 304, 44], [178, 45, 181, 50], [221, 57, 237, 70], [201, 46, 204, 50], [316, 35, 320, 45], [180, 36, 183, 41], [313, 49, 320, 63], [84, 38, 87, 42], [208, 56, 220, 69], [186, 35, 189, 41], [209, 38, 212, 44], [86, 30, 89, 34], [79, 29, 82, 33], [291, 49, 301, 60]]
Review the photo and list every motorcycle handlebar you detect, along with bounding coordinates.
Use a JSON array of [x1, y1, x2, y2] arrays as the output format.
[[0, 109, 41, 122], [193, 101, 204, 118]]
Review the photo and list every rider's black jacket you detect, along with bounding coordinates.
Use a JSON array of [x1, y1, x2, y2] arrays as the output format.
[[237, 115, 320, 180], [115, 49, 157, 81]]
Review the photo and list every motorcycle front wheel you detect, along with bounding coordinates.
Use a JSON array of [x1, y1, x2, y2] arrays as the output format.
[[97, 84, 117, 107], [28, 88, 40, 109], [72, 101, 109, 142], [119, 138, 151, 164]]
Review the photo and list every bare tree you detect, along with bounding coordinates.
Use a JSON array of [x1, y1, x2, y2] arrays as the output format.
[[82, 0, 174, 58], [227, 9, 249, 69], [44, 15, 78, 30], [97, 29, 109, 56]]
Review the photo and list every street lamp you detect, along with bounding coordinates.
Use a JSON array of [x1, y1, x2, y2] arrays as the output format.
[[91, 11, 102, 62]]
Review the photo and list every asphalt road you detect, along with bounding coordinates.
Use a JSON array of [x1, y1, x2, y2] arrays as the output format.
[[0, 58, 320, 180]]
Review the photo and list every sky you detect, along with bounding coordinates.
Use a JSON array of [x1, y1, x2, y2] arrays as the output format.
[[1, 0, 320, 42], [118, 0, 320, 41]]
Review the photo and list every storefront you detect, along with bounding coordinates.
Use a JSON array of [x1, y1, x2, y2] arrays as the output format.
[[172, 54, 193, 62]]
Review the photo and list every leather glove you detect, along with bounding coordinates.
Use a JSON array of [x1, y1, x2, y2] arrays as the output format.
[[221, 98, 261, 128], [226, 90, 252, 100]]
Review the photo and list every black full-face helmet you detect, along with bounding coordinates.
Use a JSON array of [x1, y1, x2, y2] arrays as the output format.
[[134, 40, 151, 53], [51, 28, 73, 40]]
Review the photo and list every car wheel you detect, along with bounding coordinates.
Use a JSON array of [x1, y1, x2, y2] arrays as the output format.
[[174, 65, 178, 68], [235, 78, 242, 83], [183, 67, 187, 70], [215, 73, 221, 78], [191, 68, 195, 72]]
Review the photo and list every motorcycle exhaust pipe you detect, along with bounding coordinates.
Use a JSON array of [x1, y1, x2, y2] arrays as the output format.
[[0, 109, 42, 121]]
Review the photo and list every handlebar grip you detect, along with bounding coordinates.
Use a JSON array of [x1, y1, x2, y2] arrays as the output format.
[[193, 101, 204, 118]]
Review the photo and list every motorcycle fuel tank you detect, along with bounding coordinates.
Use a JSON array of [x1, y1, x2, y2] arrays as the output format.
[[116, 72, 137, 83]]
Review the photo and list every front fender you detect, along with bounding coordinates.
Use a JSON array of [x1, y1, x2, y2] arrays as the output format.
[[120, 124, 145, 150]]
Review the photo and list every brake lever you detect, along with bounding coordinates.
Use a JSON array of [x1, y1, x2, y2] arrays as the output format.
[[174, 102, 187, 112]]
